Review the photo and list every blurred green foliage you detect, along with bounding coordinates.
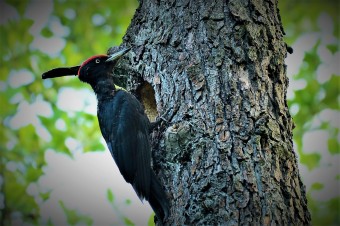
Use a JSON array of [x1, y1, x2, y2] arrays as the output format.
[[280, 1, 339, 225], [0, 0, 338, 225], [59, 200, 93, 226], [1, 0, 138, 225]]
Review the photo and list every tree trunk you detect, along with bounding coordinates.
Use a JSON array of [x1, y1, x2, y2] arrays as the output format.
[[111, 0, 311, 225]]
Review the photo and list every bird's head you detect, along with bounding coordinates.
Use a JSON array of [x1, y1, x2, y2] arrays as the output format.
[[42, 48, 130, 85]]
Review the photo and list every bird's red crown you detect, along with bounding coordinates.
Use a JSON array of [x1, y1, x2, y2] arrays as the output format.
[[77, 54, 107, 76]]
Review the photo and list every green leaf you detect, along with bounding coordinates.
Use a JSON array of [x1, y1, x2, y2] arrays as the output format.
[[107, 188, 115, 203], [308, 195, 340, 226], [17, 125, 41, 156], [299, 152, 321, 170], [40, 191, 51, 201], [326, 44, 338, 54], [41, 27, 54, 38], [86, 141, 105, 152], [125, 199, 132, 205], [311, 182, 324, 191], [4, 170, 38, 215], [59, 200, 93, 226], [301, 40, 321, 74], [5, 0, 30, 15], [322, 75, 340, 110], [26, 166, 43, 181], [328, 138, 339, 154], [123, 217, 134, 226], [148, 212, 155, 226], [336, 174, 340, 180]]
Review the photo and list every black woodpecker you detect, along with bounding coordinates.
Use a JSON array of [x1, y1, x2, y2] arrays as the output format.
[[42, 48, 169, 221]]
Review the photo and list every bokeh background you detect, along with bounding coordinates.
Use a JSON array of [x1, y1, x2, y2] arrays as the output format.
[[0, 0, 339, 225]]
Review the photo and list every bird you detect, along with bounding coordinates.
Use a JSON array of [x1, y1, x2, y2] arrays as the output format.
[[42, 47, 169, 221]]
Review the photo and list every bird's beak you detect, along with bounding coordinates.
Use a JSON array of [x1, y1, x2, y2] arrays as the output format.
[[106, 47, 131, 62], [42, 66, 80, 79]]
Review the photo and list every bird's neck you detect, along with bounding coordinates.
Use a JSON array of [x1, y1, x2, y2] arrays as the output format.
[[91, 77, 118, 101]]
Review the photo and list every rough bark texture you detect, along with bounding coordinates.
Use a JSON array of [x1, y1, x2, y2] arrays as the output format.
[[110, 0, 311, 225]]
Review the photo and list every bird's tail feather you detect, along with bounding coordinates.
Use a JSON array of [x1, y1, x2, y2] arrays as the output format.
[[148, 171, 170, 221]]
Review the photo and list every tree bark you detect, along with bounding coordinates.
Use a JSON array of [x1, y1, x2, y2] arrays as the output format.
[[111, 0, 311, 225]]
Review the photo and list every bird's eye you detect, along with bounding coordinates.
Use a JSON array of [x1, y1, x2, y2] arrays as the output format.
[[95, 59, 100, 63]]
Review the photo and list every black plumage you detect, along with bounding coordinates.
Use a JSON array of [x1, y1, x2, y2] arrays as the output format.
[[42, 48, 169, 221]]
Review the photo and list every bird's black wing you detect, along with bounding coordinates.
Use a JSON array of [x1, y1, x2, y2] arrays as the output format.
[[98, 90, 151, 200]]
